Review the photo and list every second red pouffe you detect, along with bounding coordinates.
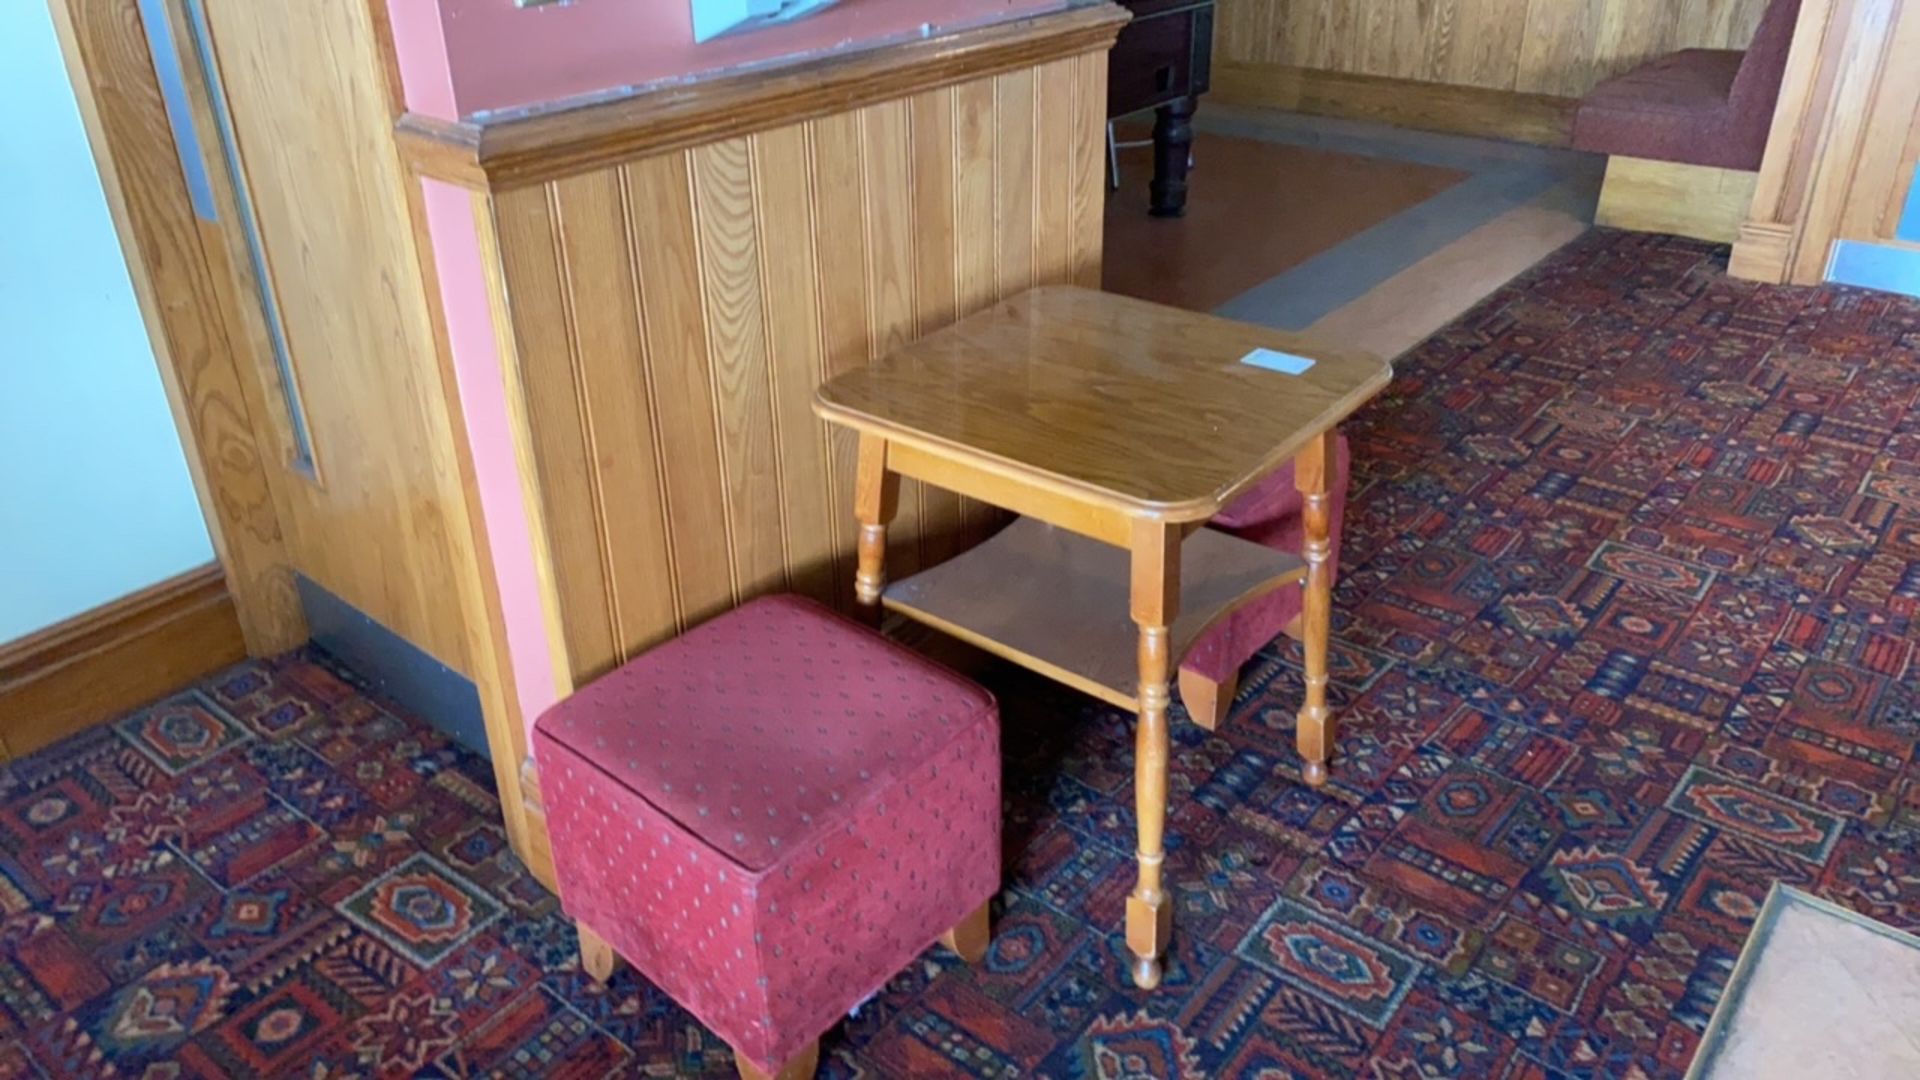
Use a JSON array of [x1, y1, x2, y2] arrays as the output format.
[[532, 594, 1001, 1075]]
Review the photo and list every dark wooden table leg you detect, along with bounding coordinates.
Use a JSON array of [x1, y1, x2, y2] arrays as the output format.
[[1149, 96, 1195, 218]]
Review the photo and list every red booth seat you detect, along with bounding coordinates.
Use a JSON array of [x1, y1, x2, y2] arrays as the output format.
[[1180, 436, 1350, 694], [1572, 0, 1802, 172]]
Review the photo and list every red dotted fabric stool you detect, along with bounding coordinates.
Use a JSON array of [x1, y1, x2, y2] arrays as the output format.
[[532, 595, 1001, 1079]]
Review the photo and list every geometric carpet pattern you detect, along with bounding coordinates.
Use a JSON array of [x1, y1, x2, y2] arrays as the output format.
[[2, 229, 1917, 1077]]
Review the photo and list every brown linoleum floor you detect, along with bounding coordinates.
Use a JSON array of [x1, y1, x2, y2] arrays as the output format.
[[1102, 130, 1468, 312]]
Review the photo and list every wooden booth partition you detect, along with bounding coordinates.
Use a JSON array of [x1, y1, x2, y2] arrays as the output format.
[[400, 3, 1127, 889], [1212, 0, 1777, 145], [1732, 0, 1920, 284]]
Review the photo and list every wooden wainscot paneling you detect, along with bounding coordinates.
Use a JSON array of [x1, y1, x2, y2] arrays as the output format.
[[472, 51, 1116, 689], [0, 567, 246, 759], [1214, 0, 1773, 145], [1212, 62, 1580, 145], [400, 5, 1122, 887], [1734, 0, 1920, 283]]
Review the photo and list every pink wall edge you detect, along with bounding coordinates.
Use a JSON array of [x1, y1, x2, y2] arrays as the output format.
[[384, 0, 459, 123], [418, 178, 560, 739], [393, 0, 1073, 120]]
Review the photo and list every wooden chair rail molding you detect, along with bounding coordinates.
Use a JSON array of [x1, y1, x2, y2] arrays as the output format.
[[395, 0, 1129, 190]]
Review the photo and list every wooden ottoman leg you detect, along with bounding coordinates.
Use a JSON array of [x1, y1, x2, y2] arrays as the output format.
[[577, 922, 620, 984], [736, 1041, 820, 1080], [1178, 668, 1238, 732], [853, 433, 899, 626], [941, 900, 992, 963]]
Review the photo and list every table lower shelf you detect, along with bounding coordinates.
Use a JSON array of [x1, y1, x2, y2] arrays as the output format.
[[883, 516, 1308, 711]]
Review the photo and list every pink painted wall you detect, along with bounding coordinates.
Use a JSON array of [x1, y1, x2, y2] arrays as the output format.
[[386, 0, 460, 122], [419, 178, 560, 736], [393, 0, 1073, 120]]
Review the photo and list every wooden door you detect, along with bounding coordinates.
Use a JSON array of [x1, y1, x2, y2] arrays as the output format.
[[51, 0, 539, 864]]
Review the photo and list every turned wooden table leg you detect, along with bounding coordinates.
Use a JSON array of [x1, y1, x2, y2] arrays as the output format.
[[1295, 431, 1336, 787], [853, 433, 899, 625], [1126, 521, 1180, 989]]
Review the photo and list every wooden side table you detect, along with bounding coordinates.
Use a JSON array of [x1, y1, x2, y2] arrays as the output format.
[[814, 287, 1391, 989]]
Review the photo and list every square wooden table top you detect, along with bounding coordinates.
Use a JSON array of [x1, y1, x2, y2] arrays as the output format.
[[814, 286, 1392, 521]]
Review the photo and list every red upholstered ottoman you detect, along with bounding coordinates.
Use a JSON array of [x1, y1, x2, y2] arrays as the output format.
[[532, 595, 1000, 1080], [1179, 434, 1351, 729]]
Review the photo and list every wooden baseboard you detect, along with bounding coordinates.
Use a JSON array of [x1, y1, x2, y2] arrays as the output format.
[[1730, 220, 1796, 283], [0, 564, 248, 760], [1595, 156, 1759, 245], [517, 756, 559, 892], [1212, 62, 1578, 147]]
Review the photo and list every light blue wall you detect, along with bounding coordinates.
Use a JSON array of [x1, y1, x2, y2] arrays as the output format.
[[1828, 240, 1920, 299], [1900, 162, 1920, 244], [0, 3, 214, 642]]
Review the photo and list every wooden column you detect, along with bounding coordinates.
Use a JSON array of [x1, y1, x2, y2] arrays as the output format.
[[1733, 0, 1920, 283]]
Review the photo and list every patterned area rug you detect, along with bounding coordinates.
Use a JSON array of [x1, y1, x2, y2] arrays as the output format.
[[3, 229, 1918, 1078]]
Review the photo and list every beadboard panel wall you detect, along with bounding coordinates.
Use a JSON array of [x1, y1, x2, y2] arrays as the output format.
[[1216, 0, 1771, 100], [198, 0, 485, 674], [479, 55, 1108, 686]]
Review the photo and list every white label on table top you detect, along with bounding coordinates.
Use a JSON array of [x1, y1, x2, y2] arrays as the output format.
[[1240, 348, 1316, 375]]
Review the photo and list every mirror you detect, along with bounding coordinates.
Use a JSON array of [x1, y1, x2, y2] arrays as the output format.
[[691, 0, 845, 44]]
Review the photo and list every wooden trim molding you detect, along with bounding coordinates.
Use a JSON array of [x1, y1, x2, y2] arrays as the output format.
[[396, 1, 1129, 189], [1729, 220, 1797, 280], [0, 566, 247, 760], [475, 54, 1108, 702], [1211, 61, 1579, 147]]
